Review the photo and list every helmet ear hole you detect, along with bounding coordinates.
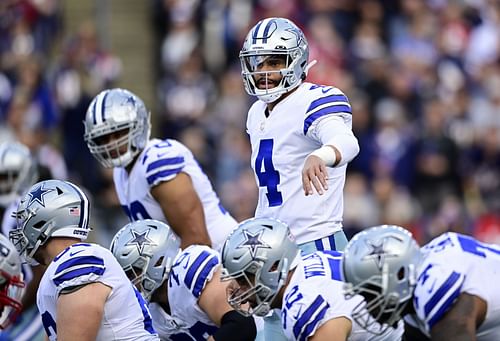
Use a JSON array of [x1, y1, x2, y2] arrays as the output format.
[[397, 266, 405, 280], [32, 221, 46, 230]]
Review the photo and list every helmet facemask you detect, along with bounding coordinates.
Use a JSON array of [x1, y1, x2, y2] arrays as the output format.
[[240, 18, 309, 103], [344, 265, 414, 335], [0, 270, 24, 329], [84, 88, 151, 168]]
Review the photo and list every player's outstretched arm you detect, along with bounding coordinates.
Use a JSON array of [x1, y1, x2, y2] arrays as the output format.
[[56, 282, 111, 341], [430, 293, 486, 341], [151, 172, 211, 249], [198, 267, 256, 341], [308, 316, 351, 341]]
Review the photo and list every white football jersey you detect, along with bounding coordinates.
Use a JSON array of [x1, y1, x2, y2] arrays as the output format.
[[37, 243, 159, 341], [149, 302, 188, 341], [167, 245, 220, 340], [113, 138, 236, 251], [404, 232, 500, 340], [282, 251, 403, 341], [247, 82, 353, 244]]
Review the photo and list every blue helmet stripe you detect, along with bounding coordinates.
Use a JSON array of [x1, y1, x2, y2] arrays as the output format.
[[252, 20, 264, 44], [66, 181, 88, 229], [262, 19, 275, 44], [100, 91, 109, 122], [91, 99, 98, 125]]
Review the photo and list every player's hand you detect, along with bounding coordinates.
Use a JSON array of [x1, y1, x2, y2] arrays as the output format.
[[302, 155, 329, 196]]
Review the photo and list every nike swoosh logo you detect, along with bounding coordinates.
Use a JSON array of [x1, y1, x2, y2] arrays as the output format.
[[70, 250, 85, 257], [157, 152, 169, 158]]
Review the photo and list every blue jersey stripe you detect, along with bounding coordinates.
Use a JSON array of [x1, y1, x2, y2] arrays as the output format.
[[299, 304, 329, 341], [427, 285, 462, 329], [146, 157, 184, 173], [53, 266, 105, 286], [424, 271, 463, 316], [327, 257, 342, 281], [146, 167, 183, 185], [303, 105, 352, 135], [184, 251, 211, 290], [293, 295, 329, 340], [55, 255, 104, 275], [192, 255, 219, 297], [306, 94, 349, 114]]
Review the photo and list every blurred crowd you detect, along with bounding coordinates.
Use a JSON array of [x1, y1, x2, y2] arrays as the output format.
[[1, 0, 499, 245]]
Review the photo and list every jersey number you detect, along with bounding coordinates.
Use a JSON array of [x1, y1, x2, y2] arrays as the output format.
[[255, 139, 283, 207], [122, 200, 152, 221], [41, 311, 57, 338], [458, 234, 500, 258]]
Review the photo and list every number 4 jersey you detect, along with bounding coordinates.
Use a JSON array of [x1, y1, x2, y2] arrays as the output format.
[[246, 82, 353, 244], [406, 232, 500, 339], [113, 138, 236, 251], [37, 243, 159, 341]]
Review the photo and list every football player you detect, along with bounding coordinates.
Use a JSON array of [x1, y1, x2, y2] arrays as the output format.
[[342, 225, 500, 340], [9, 179, 160, 340], [0, 141, 46, 341], [111, 219, 259, 341], [221, 218, 403, 341], [0, 233, 25, 330], [83, 88, 236, 250]]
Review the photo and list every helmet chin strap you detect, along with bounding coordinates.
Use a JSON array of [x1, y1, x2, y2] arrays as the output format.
[[304, 60, 318, 77]]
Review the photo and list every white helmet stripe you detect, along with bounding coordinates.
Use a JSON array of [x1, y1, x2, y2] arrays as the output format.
[[93, 90, 110, 125]]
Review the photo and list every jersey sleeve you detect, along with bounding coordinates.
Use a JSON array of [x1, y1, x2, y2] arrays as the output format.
[[51, 244, 106, 295], [303, 86, 352, 136], [170, 245, 220, 299], [141, 139, 186, 188], [413, 262, 466, 332]]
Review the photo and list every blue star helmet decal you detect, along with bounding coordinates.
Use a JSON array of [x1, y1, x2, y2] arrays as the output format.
[[237, 228, 271, 259], [363, 236, 400, 271], [26, 183, 54, 208], [126, 229, 156, 254]]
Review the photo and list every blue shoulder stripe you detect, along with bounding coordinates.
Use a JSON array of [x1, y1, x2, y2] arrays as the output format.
[[146, 157, 185, 173], [306, 94, 349, 114], [146, 167, 183, 185], [184, 251, 219, 297], [53, 255, 105, 286], [324, 255, 343, 281], [303, 105, 351, 135], [427, 285, 462, 329], [293, 295, 330, 341], [424, 271, 463, 318]]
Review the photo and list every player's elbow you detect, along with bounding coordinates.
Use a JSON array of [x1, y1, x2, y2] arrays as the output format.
[[330, 133, 359, 167]]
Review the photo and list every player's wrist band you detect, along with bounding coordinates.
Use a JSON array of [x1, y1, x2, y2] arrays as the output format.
[[309, 145, 337, 166]]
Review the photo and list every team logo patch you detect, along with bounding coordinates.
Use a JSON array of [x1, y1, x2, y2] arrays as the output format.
[[237, 229, 271, 258], [26, 184, 54, 208], [126, 229, 156, 254]]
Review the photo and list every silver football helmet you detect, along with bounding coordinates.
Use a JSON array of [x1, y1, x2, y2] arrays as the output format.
[[0, 234, 24, 329], [110, 219, 180, 301], [343, 225, 422, 332], [221, 217, 299, 317], [0, 141, 38, 207], [83, 88, 151, 168], [9, 180, 91, 265], [240, 17, 309, 103]]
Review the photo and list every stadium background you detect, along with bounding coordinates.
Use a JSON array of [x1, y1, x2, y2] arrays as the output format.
[[0, 0, 499, 247]]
